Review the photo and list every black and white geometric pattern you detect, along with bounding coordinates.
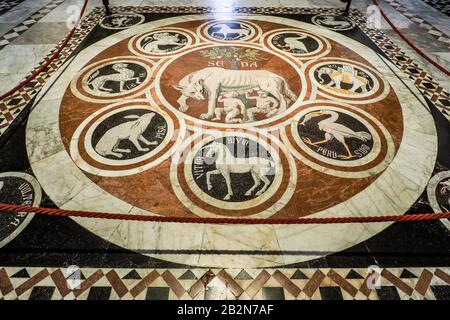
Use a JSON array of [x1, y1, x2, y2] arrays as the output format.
[[0, 6, 104, 136], [385, 0, 450, 47], [0, 0, 64, 49], [1, 266, 449, 300], [0, 0, 26, 15], [422, 0, 450, 16], [349, 9, 450, 121]]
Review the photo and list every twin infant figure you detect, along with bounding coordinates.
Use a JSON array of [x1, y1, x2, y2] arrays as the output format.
[[212, 89, 280, 123]]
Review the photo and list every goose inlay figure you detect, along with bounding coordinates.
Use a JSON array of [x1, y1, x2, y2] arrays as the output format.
[[300, 110, 372, 160]]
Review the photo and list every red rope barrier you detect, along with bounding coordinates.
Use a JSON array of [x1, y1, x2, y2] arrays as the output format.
[[0, 202, 449, 225], [0, 0, 90, 101], [372, 0, 450, 76]]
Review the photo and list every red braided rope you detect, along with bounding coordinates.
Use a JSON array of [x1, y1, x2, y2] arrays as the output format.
[[372, 0, 450, 76], [0, 202, 449, 224], [0, 0, 90, 100]]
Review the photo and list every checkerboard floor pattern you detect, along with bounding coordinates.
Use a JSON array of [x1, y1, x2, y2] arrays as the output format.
[[0, 0, 65, 50], [0, 0, 26, 15], [422, 0, 450, 17], [0, 6, 104, 136], [385, 0, 450, 47]]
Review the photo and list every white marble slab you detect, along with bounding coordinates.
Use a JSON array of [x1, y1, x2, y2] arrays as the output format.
[[0, 44, 56, 94]]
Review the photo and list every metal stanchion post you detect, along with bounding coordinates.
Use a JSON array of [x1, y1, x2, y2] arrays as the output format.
[[102, 0, 111, 15], [342, 0, 353, 16]]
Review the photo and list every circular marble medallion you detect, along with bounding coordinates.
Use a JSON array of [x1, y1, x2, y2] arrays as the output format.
[[428, 171, 450, 213], [128, 28, 197, 57], [69, 99, 184, 177], [263, 28, 331, 59], [27, 15, 437, 268], [170, 130, 296, 218], [311, 14, 356, 31], [70, 56, 154, 103], [281, 101, 395, 178], [100, 13, 145, 30], [0, 172, 42, 248], [198, 20, 261, 43], [307, 58, 389, 104], [427, 171, 450, 230], [155, 43, 307, 130]]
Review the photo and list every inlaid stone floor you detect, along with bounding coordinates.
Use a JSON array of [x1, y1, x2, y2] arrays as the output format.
[[0, 0, 26, 15], [0, 2, 449, 300]]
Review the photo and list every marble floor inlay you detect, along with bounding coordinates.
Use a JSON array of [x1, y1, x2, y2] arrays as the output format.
[[421, 0, 450, 17], [0, 5, 449, 300], [385, 0, 450, 49], [0, 0, 26, 16]]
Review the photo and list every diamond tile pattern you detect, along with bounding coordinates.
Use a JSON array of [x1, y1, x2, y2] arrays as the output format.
[[385, 0, 450, 46], [0, 267, 448, 300]]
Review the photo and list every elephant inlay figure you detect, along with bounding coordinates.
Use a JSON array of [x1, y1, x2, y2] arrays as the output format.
[[317, 64, 371, 94]]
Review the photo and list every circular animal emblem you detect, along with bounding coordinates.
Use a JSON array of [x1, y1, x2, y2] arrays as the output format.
[[436, 177, 450, 212], [191, 136, 276, 202], [201, 20, 258, 42], [156, 44, 306, 130], [69, 100, 184, 177], [100, 13, 145, 30], [271, 32, 319, 54], [0, 172, 42, 248], [129, 29, 195, 57], [282, 102, 395, 178], [170, 131, 296, 217], [427, 171, 450, 215], [307, 59, 389, 104], [263, 28, 331, 60], [298, 109, 374, 161], [71, 57, 154, 103], [314, 63, 374, 95], [91, 109, 168, 161], [30, 16, 436, 267], [311, 14, 355, 31], [84, 62, 148, 96]]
